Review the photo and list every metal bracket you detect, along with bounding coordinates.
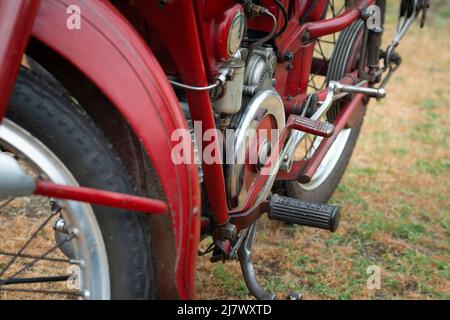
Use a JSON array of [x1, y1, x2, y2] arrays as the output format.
[[332, 81, 386, 100]]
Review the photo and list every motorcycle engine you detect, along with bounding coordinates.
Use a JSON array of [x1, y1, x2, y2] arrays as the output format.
[[221, 46, 285, 209], [179, 46, 285, 210]]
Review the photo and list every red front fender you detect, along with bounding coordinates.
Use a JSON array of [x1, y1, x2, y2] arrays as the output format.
[[31, 0, 200, 299]]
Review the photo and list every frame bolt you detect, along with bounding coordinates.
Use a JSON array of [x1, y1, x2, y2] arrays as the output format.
[[283, 51, 294, 62], [223, 223, 238, 240]]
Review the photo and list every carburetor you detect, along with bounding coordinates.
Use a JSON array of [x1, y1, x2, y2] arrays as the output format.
[[211, 46, 277, 115], [211, 58, 245, 115]]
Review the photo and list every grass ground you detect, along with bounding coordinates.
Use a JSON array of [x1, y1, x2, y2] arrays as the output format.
[[196, 3, 450, 300]]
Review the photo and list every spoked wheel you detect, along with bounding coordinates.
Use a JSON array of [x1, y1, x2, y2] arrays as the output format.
[[0, 120, 109, 299], [0, 68, 156, 299], [286, 0, 367, 203]]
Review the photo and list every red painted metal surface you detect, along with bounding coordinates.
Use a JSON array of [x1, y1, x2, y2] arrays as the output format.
[[305, 1, 372, 38], [139, 1, 230, 225], [0, 0, 40, 121], [246, 0, 284, 33], [31, 0, 200, 299], [299, 93, 366, 183], [35, 180, 168, 215], [273, 0, 374, 100], [228, 112, 298, 218], [196, 1, 245, 75]]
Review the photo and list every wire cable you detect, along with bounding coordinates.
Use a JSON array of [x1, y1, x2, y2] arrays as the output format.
[[168, 80, 221, 91], [273, 0, 288, 38], [246, 9, 278, 64]]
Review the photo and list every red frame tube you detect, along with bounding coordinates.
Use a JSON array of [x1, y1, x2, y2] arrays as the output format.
[[0, 0, 40, 121], [35, 180, 168, 215], [305, 0, 374, 39], [141, 1, 230, 226]]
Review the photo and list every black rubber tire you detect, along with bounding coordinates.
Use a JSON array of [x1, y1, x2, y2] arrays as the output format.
[[286, 21, 366, 203], [6, 68, 156, 300]]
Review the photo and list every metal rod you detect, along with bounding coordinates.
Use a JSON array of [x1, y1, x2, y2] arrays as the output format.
[[1, 275, 70, 286], [334, 81, 386, 99], [34, 180, 168, 215]]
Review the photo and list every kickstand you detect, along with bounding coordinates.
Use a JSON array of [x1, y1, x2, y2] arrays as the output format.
[[237, 223, 301, 300]]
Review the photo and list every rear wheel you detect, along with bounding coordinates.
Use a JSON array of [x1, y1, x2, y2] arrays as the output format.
[[0, 68, 156, 299], [286, 13, 367, 203]]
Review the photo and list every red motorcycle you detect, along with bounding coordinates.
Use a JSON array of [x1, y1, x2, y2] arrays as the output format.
[[0, 0, 428, 299]]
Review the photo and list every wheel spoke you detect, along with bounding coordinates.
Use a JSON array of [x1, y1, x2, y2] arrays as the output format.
[[317, 40, 329, 70], [330, 0, 336, 18], [0, 207, 61, 279], [0, 197, 15, 210], [329, 0, 339, 43], [309, 73, 317, 82], [318, 39, 336, 45], [2, 275, 70, 286], [336, 4, 345, 15], [0, 251, 70, 263], [0, 287, 84, 297], [314, 48, 323, 57], [310, 76, 318, 91], [0, 233, 75, 286]]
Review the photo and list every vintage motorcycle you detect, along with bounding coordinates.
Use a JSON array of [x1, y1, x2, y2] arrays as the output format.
[[0, 0, 428, 299]]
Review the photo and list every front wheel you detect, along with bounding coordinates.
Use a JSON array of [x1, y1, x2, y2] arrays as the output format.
[[0, 68, 156, 299]]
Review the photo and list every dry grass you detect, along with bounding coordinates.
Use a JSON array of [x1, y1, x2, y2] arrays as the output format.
[[196, 3, 450, 300]]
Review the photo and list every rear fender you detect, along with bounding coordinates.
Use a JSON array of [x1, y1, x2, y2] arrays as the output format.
[[31, 0, 200, 299]]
